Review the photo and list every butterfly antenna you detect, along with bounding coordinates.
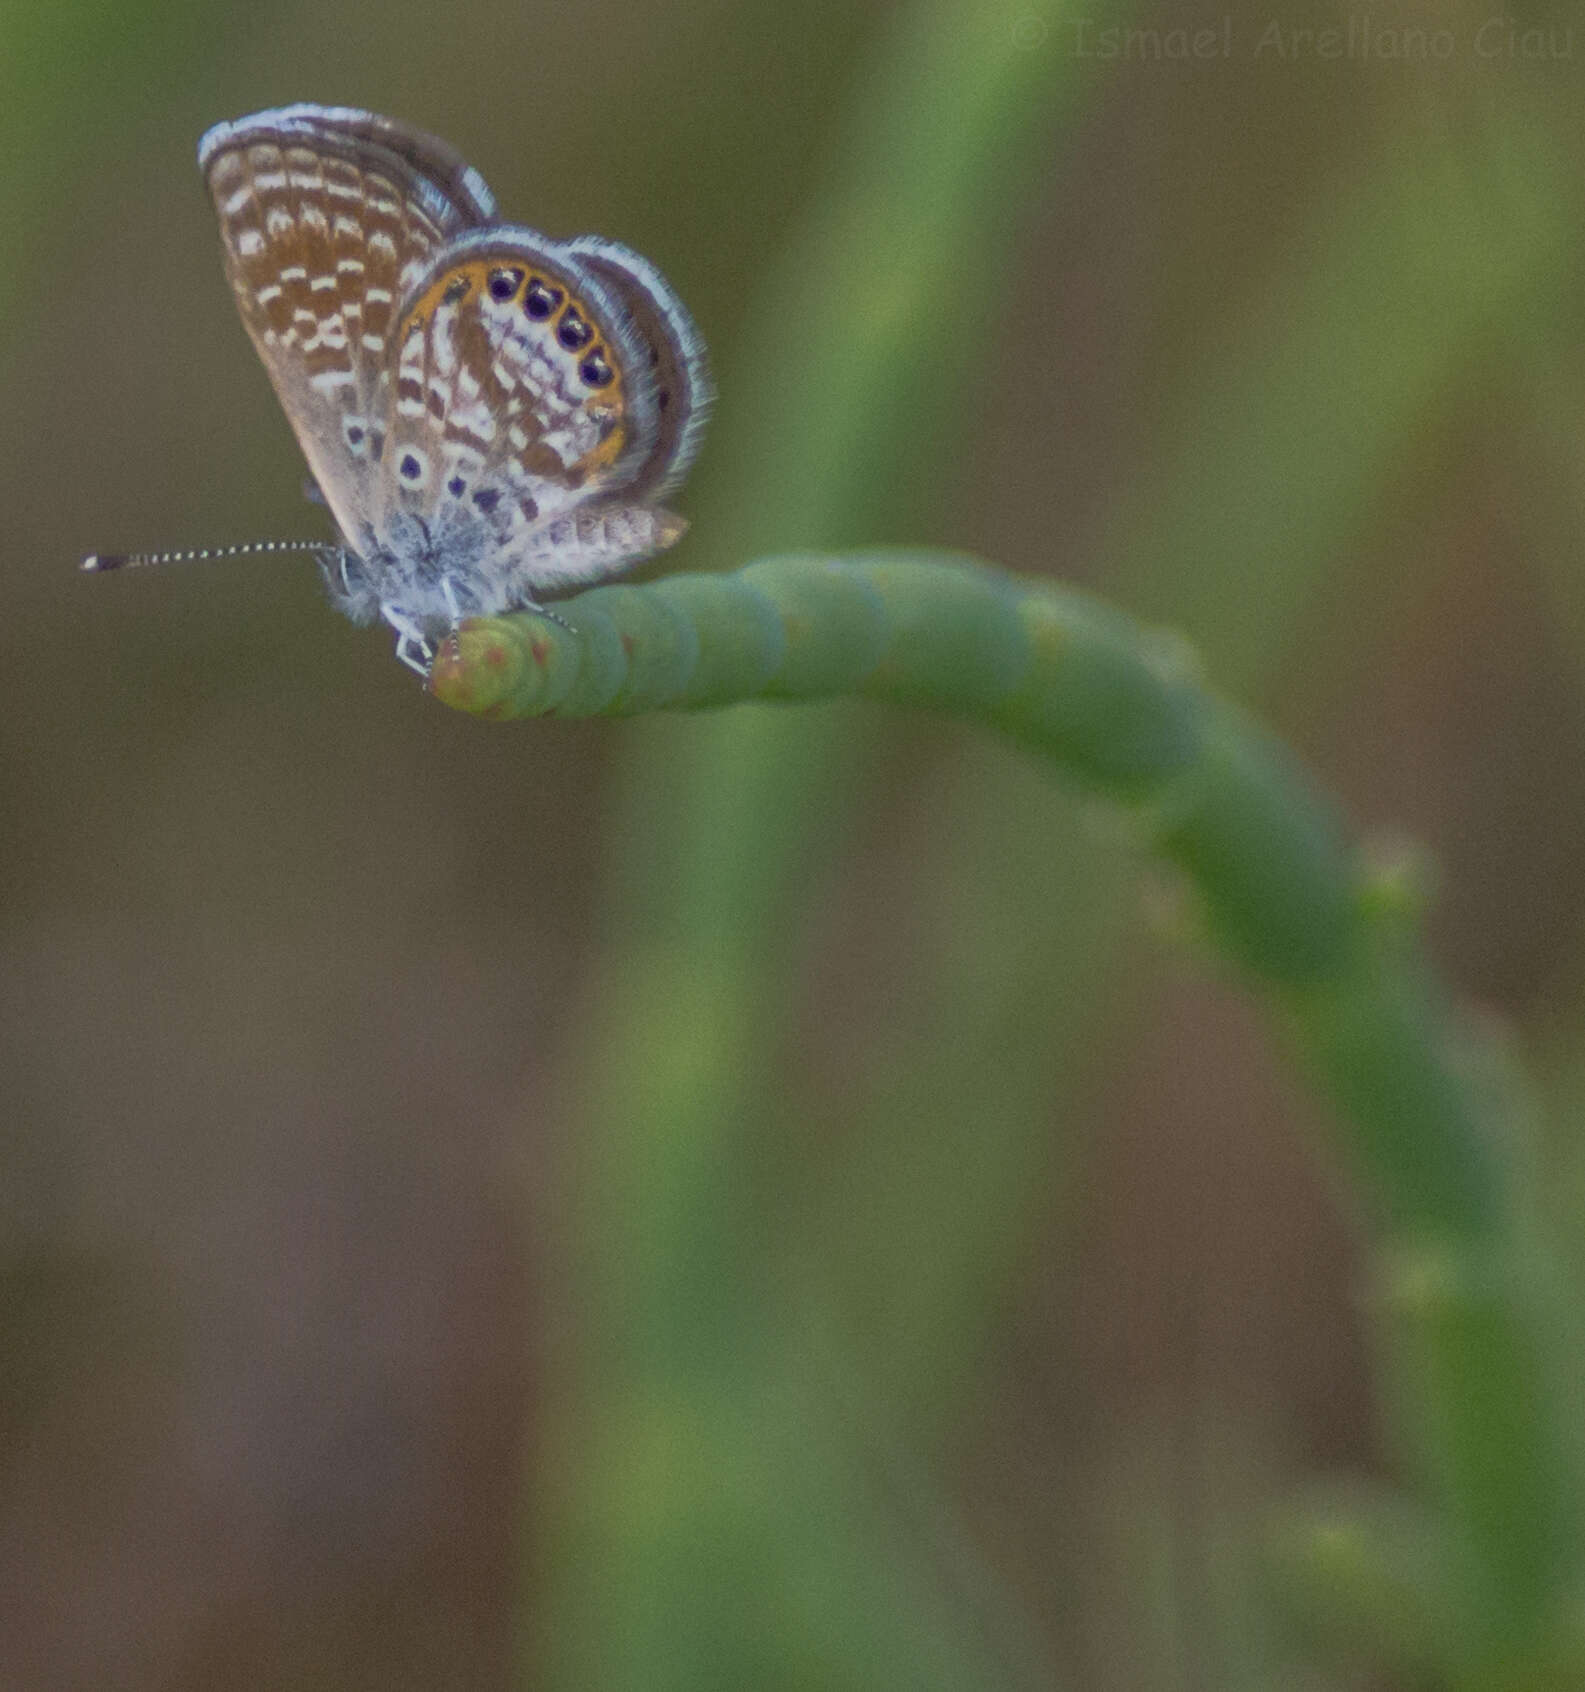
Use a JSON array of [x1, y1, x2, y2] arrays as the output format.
[[80, 539, 334, 573]]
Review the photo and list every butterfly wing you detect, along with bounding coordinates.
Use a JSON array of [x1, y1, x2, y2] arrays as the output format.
[[198, 105, 496, 554], [559, 235, 711, 502], [363, 229, 689, 609]]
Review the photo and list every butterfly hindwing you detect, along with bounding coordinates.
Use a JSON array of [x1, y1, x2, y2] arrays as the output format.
[[363, 231, 669, 606], [560, 235, 711, 502]]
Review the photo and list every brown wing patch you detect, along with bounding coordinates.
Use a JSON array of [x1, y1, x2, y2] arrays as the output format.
[[206, 141, 446, 381], [203, 132, 473, 541]]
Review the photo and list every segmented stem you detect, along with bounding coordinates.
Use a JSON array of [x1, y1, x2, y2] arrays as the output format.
[[434, 548, 1576, 1668]]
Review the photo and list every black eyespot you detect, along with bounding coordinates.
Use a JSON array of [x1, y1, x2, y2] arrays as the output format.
[[400, 453, 422, 480], [519, 496, 539, 523], [345, 424, 365, 444], [579, 351, 614, 388], [488, 267, 523, 302], [441, 275, 470, 305], [524, 278, 562, 320], [472, 487, 500, 514], [557, 309, 593, 351], [447, 476, 466, 498]]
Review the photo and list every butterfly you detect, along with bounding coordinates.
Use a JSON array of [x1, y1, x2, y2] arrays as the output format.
[[85, 105, 710, 676]]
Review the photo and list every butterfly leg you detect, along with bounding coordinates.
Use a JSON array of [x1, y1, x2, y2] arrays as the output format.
[[380, 603, 436, 677], [441, 571, 577, 636], [522, 596, 577, 635]]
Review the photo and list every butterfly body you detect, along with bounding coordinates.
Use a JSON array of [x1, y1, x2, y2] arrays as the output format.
[[196, 105, 709, 667]]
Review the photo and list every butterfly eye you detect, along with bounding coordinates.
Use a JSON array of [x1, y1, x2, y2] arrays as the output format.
[[557, 309, 593, 351], [524, 278, 562, 320], [441, 275, 470, 305], [579, 351, 614, 388], [487, 267, 523, 302]]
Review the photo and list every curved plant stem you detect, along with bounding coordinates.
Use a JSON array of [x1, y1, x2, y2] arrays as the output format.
[[433, 549, 1475, 1225], [485, 0, 1582, 1683], [441, 548, 1582, 1684], [432, 547, 1511, 1232]]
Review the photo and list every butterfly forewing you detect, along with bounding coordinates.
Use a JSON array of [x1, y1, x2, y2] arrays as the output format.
[[199, 108, 495, 551], [257, 106, 498, 226]]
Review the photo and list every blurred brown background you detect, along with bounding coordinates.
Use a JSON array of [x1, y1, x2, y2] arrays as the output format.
[[4, 1, 1584, 1687]]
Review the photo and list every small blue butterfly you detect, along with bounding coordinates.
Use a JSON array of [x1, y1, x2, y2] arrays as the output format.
[[85, 105, 710, 675]]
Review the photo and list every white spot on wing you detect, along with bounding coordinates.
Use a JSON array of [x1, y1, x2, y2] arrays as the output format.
[[452, 402, 496, 444], [432, 311, 457, 376]]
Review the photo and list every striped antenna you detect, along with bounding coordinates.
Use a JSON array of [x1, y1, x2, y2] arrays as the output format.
[[81, 539, 332, 573]]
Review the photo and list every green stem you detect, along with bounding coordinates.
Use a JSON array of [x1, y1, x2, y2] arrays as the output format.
[[432, 549, 1502, 1232], [441, 548, 1580, 1672]]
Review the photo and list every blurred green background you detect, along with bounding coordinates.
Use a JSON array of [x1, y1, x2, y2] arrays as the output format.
[[5, 0, 1585, 1687]]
